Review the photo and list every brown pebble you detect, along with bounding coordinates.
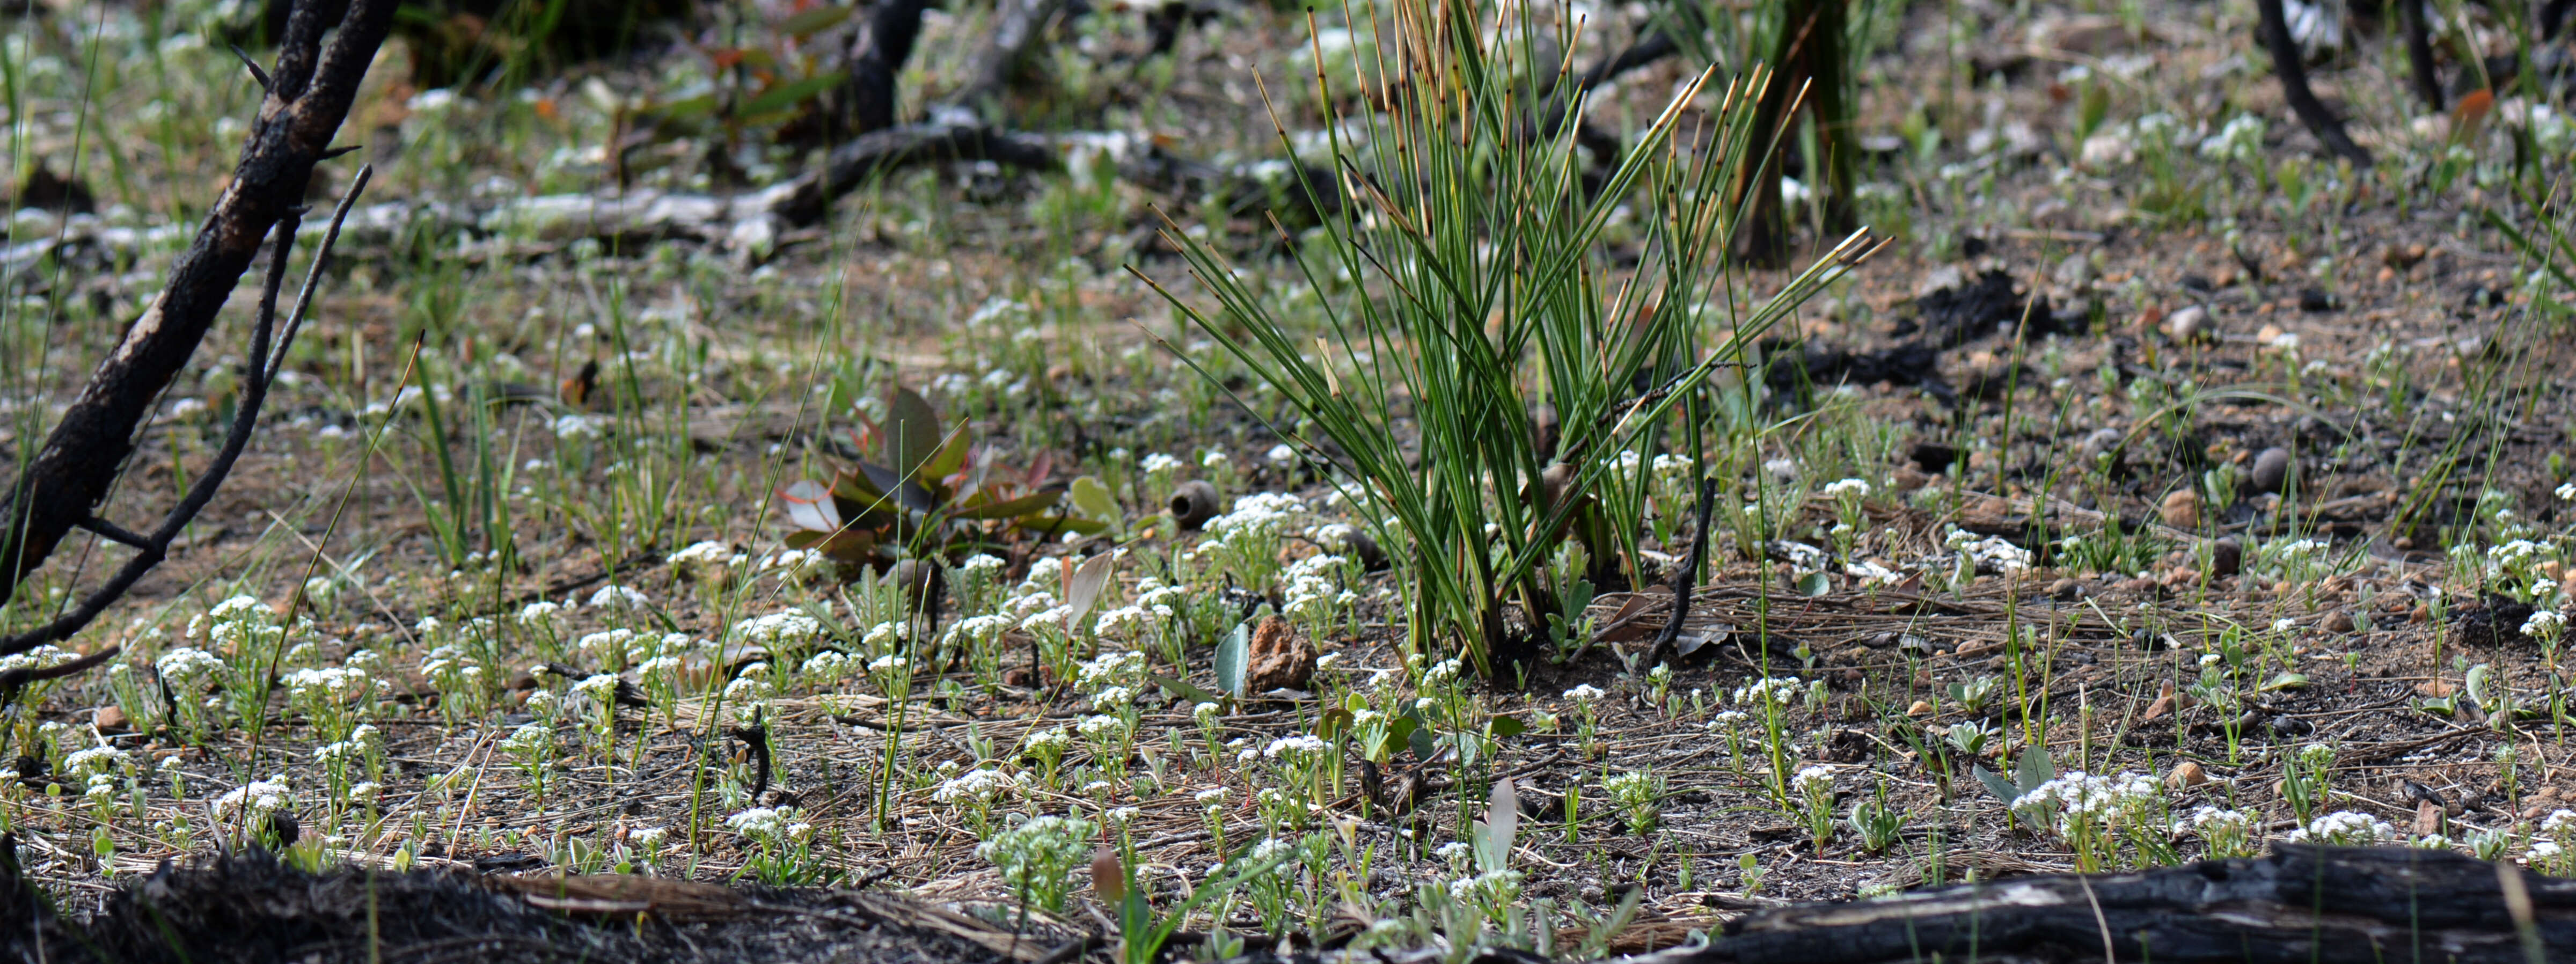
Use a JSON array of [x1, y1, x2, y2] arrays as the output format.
[[2416, 678, 2457, 697], [2047, 578, 2080, 601], [2165, 760, 2209, 790], [1906, 700, 1933, 717], [2323, 610, 2355, 634], [2160, 490, 2201, 529], [2414, 799, 2445, 837], [93, 705, 127, 732]]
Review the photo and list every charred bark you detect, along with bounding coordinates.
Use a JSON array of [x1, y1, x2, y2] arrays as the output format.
[[844, 0, 933, 135], [0, 0, 394, 661], [1732, 0, 1856, 267], [1634, 845, 2576, 964], [2256, 0, 2372, 165], [2400, 0, 2443, 111]]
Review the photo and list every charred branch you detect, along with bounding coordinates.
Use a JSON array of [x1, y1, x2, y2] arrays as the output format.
[[2256, 0, 2372, 165], [0, 0, 393, 659]]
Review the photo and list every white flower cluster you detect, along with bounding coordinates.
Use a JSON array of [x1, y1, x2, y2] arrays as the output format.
[[2526, 610, 2569, 639], [1732, 676, 1803, 706], [1282, 554, 1356, 621], [2286, 810, 2397, 846], [976, 815, 1096, 892], [214, 778, 293, 819], [285, 666, 375, 703], [191, 595, 293, 653], [577, 629, 638, 668], [156, 646, 225, 684], [1562, 684, 1605, 703], [2011, 771, 2159, 836], [934, 768, 1026, 805], [1077, 650, 1148, 692], [1944, 528, 2033, 573], [588, 584, 649, 610], [668, 541, 743, 572], [1205, 492, 1307, 540], [760, 549, 838, 585], [1264, 734, 1328, 760], [945, 612, 1018, 646], [735, 611, 823, 647], [1822, 478, 1872, 499], [1790, 765, 1834, 795], [727, 806, 814, 844]]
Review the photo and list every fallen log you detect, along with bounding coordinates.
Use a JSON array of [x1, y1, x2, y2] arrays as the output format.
[[1634, 845, 2574, 964]]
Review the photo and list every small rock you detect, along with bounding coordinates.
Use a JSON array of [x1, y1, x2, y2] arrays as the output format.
[[2162, 304, 2209, 343], [2249, 447, 2293, 494], [2118, 576, 2161, 595], [2415, 678, 2457, 698], [1906, 700, 1934, 717], [1243, 615, 1316, 693], [2141, 693, 2177, 721], [1953, 638, 2001, 659], [2210, 538, 2244, 578], [2323, 610, 2356, 634], [93, 705, 127, 732], [2164, 760, 2209, 790], [2414, 799, 2445, 837], [2160, 490, 2201, 529], [2298, 288, 2340, 312]]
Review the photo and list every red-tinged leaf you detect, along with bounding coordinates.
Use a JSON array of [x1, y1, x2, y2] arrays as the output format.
[[819, 529, 877, 563], [783, 531, 825, 550], [779, 480, 841, 532], [1024, 451, 1053, 488]]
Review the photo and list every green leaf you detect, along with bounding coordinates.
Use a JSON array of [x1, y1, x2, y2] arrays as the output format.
[[738, 71, 845, 119], [1070, 475, 1121, 524], [1407, 721, 1437, 763], [1147, 673, 1225, 709], [1972, 764, 2019, 805], [923, 427, 972, 480], [1214, 622, 1249, 696], [779, 4, 853, 36], [1487, 715, 1526, 739], [2258, 672, 2310, 692], [1796, 571, 1832, 597], [1318, 707, 1353, 742], [2014, 745, 2056, 794], [1383, 715, 1418, 758]]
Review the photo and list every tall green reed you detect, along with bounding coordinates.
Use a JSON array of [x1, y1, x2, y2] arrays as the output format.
[[1142, 0, 1871, 677]]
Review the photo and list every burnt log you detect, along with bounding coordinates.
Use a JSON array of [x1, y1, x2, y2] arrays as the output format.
[[1637, 845, 2576, 964]]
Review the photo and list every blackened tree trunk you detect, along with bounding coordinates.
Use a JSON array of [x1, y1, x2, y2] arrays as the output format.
[[846, 0, 932, 134], [1733, 0, 1856, 267]]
